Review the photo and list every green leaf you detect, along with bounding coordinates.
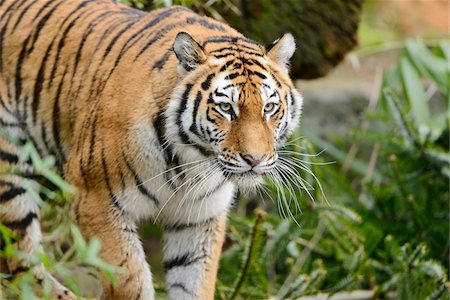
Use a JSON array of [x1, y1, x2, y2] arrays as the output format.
[[316, 204, 362, 223], [405, 39, 449, 95], [419, 260, 447, 282], [427, 112, 448, 142], [308, 134, 382, 182], [383, 88, 418, 147], [400, 54, 431, 143], [71, 225, 87, 253], [86, 237, 102, 260]]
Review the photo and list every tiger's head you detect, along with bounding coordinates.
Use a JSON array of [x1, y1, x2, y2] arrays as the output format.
[[166, 32, 302, 187]]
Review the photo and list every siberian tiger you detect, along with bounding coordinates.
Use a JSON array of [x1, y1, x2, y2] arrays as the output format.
[[0, 0, 302, 299]]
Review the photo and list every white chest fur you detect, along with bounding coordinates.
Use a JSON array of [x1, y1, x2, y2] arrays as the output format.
[[121, 122, 235, 224]]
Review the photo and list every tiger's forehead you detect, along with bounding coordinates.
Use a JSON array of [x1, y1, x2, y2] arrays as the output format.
[[213, 68, 278, 90], [212, 69, 278, 103], [204, 37, 265, 55]]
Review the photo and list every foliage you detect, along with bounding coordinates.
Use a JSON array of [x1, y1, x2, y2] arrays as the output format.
[[0, 135, 117, 299]]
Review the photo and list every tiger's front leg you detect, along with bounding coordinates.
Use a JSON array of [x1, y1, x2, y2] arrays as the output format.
[[163, 212, 228, 300], [75, 190, 155, 300]]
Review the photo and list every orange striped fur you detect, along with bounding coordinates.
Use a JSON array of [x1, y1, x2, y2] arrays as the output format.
[[0, 0, 302, 299]]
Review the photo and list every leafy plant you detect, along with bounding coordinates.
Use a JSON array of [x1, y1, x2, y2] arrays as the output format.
[[0, 136, 117, 299]]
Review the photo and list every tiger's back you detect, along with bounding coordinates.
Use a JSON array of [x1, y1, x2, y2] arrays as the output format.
[[0, 0, 242, 168], [0, 1, 302, 299]]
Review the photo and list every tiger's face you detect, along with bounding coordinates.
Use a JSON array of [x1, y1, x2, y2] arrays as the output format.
[[167, 33, 302, 187]]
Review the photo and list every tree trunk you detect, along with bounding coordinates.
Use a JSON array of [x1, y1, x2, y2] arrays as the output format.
[[211, 0, 363, 79], [124, 0, 364, 79]]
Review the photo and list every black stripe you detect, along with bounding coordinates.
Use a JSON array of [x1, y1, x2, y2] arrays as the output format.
[[3, 212, 38, 231], [201, 73, 215, 90], [31, 0, 54, 22], [10, 266, 29, 275], [164, 253, 189, 270], [102, 16, 139, 62], [123, 153, 159, 204], [189, 91, 202, 137], [31, 40, 53, 124], [169, 283, 194, 296], [51, 66, 68, 164], [210, 46, 235, 54], [133, 287, 142, 300], [10, 0, 40, 32], [134, 21, 184, 61], [0, 149, 18, 164], [153, 49, 173, 70], [225, 72, 240, 80], [101, 148, 123, 211], [202, 35, 259, 47], [210, 44, 262, 54], [0, 118, 20, 128], [78, 16, 135, 104], [135, 15, 226, 62], [72, 11, 121, 75], [87, 105, 98, 168], [153, 111, 183, 187], [233, 62, 242, 70], [213, 49, 263, 59], [248, 70, 267, 79], [47, 1, 91, 88], [271, 72, 282, 88], [185, 16, 225, 31], [195, 180, 226, 201], [164, 253, 207, 271], [27, 0, 66, 55], [176, 86, 213, 156], [110, 6, 191, 73], [0, 185, 26, 203], [0, 0, 27, 32], [86, 15, 142, 102], [164, 216, 216, 232], [153, 111, 170, 158], [14, 34, 31, 117], [0, 23, 8, 72], [206, 107, 217, 124], [69, 11, 122, 129], [249, 58, 266, 70], [176, 84, 193, 139], [0, 92, 12, 113], [85, 15, 142, 100], [219, 60, 234, 72]]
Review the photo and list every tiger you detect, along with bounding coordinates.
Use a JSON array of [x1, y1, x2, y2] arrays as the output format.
[[0, 0, 303, 299]]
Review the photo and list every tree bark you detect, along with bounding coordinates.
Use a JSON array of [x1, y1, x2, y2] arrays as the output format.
[[211, 0, 363, 79], [125, 0, 364, 79]]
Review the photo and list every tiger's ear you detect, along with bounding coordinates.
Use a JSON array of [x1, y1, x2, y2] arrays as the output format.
[[266, 33, 296, 73], [173, 32, 207, 74]]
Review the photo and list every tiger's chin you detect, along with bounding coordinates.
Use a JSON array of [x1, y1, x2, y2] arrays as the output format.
[[228, 171, 266, 188]]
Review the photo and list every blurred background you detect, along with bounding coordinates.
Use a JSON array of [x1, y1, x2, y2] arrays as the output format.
[[1, 0, 448, 299]]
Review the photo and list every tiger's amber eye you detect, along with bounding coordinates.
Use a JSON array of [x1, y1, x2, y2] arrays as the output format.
[[219, 102, 232, 112], [264, 103, 276, 113]]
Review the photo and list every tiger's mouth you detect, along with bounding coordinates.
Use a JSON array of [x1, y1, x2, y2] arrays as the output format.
[[217, 158, 276, 187]]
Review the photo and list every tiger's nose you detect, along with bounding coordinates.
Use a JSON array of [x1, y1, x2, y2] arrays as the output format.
[[241, 154, 264, 167]]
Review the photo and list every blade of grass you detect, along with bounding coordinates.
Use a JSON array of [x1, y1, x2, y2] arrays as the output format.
[[405, 39, 449, 94], [399, 55, 431, 144]]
